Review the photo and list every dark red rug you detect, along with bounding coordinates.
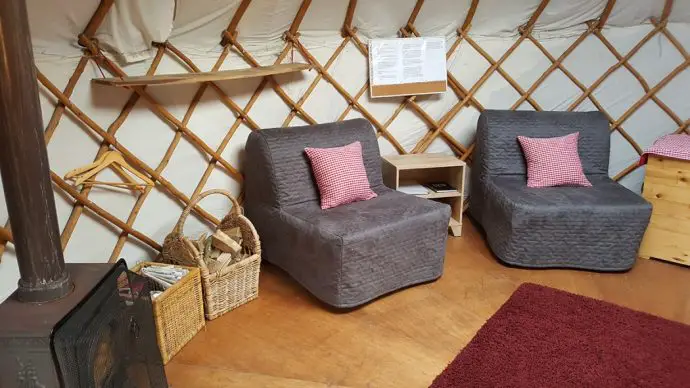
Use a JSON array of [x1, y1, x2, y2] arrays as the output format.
[[431, 283, 690, 388]]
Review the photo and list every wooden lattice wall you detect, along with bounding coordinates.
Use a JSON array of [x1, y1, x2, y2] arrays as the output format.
[[0, 0, 688, 264]]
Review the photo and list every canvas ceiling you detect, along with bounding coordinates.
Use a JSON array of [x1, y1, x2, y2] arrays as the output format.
[[1, 0, 689, 301]]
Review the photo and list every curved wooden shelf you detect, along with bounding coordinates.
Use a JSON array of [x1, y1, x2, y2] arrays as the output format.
[[92, 63, 311, 87]]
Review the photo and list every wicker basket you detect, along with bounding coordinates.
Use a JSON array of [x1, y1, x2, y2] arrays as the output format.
[[130, 261, 205, 364], [161, 189, 261, 320]]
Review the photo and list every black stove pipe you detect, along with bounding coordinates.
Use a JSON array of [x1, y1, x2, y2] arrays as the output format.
[[0, 0, 72, 303]]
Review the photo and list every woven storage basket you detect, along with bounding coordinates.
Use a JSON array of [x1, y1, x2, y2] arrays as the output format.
[[130, 261, 205, 364], [161, 189, 261, 320]]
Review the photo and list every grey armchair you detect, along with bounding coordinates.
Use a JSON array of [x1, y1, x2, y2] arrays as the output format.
[[469, 110, 652, 271], [244, 119, 451, 308]]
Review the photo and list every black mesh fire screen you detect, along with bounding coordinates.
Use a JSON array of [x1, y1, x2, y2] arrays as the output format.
[[53, 260, 168, 388]]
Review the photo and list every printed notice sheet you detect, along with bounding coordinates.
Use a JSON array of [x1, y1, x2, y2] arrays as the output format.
[[369, 37, 447, 97]]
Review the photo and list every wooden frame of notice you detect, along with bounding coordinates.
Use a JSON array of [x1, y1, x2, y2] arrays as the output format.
[[369, 36, 448, 98]]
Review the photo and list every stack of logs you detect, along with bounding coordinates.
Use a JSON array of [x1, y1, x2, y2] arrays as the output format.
[[194, 228, 247, 273]]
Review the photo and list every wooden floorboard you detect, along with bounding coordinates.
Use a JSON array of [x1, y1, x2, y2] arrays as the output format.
[[166, 216, 690, 388]]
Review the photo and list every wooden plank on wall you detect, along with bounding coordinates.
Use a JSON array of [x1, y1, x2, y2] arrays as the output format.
[[93, 63, 312, 87]]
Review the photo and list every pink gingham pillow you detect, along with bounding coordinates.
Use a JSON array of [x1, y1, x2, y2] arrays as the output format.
[[517, 132, 592, 188], [304, 141, 377, 209]]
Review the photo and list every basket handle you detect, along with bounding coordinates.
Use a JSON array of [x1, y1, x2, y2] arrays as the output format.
[[173, 189, 242, 236]]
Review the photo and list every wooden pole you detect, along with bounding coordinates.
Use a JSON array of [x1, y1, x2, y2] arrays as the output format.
[[80, 0, 115, 39], [342, 0, 357, 37], [597, 0, 617, 29], [0, 0, 72, 302]]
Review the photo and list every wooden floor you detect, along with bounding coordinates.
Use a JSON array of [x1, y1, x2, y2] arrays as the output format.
[[166, 217, 690, 388]]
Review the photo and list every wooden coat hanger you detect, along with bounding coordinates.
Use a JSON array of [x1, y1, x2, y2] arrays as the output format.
[[64, 151, 154, 191]]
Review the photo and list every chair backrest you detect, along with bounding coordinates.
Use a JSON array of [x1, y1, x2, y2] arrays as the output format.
[[244, 119, 384, 209], [475, 110, 610, 177]]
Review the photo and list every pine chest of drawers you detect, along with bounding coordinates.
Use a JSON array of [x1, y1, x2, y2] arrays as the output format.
[[638, 156, 690, 266]]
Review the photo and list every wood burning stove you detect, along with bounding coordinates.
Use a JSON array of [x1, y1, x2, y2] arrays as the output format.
[[0, 261, 168, 388], [0, 1, 169, 386]]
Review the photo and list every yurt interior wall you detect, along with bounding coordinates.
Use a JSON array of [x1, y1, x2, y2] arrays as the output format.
[[1, 0, 689, 301]]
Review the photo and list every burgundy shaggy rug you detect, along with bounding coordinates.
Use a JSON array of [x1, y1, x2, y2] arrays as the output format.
[[431, 283, 690, 388]]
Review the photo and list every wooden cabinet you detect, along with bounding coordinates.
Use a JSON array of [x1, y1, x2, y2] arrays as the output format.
[[638, 156, 690, 266], [381, 154, 466, 237]]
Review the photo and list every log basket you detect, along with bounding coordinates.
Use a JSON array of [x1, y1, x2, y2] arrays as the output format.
[[161, 189, 261, 320], [130, 261, 205, 364]]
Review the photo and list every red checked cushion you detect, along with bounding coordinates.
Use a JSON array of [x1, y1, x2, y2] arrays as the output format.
[[517, 132, 592, 188], [304, 141, 377, 209]]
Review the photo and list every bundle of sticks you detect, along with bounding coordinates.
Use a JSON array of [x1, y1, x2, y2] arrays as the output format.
[[194, 227, 248, 274]]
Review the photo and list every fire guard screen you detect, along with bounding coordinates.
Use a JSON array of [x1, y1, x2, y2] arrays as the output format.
[[52, 260, 168, 388]]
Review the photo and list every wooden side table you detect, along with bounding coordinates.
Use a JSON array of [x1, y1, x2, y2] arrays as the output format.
[[638, 156, 690, 266], [381, 154, 466, 237]]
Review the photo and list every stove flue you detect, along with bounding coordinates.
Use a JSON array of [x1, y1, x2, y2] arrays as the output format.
[[0, 0, 168, 386]]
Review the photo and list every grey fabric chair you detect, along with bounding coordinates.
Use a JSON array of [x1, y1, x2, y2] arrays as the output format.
[[469, 110, 652, 271], [244, 119, 451, 308]]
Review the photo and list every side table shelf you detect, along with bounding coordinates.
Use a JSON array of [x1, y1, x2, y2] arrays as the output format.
[[382, 154, 466, 237]]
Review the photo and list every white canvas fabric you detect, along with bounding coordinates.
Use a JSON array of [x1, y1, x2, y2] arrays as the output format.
[[97, 0, 176, 62], [28, 0, 175, 61]]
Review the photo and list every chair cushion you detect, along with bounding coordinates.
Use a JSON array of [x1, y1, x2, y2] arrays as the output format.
[[480, 175, 652, 270], [281, 189, 451, 307], [286, 189, 448, 241], [487, 175, 649, 214], [304, 141, 377, 209], [517, 132, 591, 188]]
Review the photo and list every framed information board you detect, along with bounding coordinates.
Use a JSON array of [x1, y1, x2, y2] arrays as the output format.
[[368, 37, 447, 98]]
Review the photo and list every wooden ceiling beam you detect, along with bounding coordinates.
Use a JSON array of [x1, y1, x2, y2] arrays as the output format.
[[222, 0, 252, 45], [289, 0, 313, 36], [597, 0, 617, 29], [661, 0, 674, 22], [460, 0, 479, 34], [523, 0, 551, 33], [406, 0, 425, 29], [81, 0, 115, 39], [343, 0, 358, 38]]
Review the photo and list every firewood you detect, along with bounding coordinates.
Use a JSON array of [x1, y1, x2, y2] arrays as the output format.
[[216, 252, 234, 269], [225, 227, 242, 241], [208, 248, 221, 261], [204, 237, 213, 258], [212, 230, 242, 254], [206, 252, 234, 273], [195, 233, 208, 254]]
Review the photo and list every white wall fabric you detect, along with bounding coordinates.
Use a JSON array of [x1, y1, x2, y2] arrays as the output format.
[[27, 0, 99, 57], [607, 0, 666, 27], [2, 0, 689, 301], [536, 0, 607, 31], [170, 0, 242, 52], [97, 0, 176, 62], [28, 0, 175, 62]]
